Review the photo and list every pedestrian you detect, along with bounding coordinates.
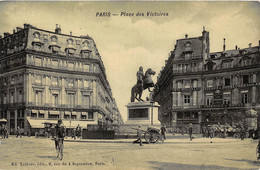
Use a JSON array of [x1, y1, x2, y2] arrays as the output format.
[[161, 124, 167, 141], [209, 126, 214, 139], [76, 124, 81, 139], [16, 126, 22, 138], [202, 126, 207, 138], [188, 123, 193, 141], [133, 125, 143, 146], [240, 126, 245, 140]]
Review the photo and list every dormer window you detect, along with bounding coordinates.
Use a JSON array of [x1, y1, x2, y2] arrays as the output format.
[[51, 36, 58, 42], [33, 32, 40, 39], [32, 32, 43, 50], [67, 38, 73, 45], [222, 60, 231, 69], [184, 52, 193, 60]]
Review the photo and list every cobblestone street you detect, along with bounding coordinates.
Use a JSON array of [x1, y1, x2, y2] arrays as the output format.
[[0, 135, 260, 170]]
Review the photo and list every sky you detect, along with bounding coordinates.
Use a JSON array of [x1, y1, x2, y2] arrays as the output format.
[[0, 1, 259, 122]]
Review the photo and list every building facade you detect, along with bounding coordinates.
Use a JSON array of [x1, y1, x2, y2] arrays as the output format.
[[153, 28, 260, 133], [0, 24, 123, 134]]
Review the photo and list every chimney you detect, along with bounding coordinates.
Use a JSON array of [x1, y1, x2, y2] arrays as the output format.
[[16, 27, 22, 32], [3, 32, 10, 37], [185, 34, 188, 39], [70, 31, 72, 36], [249, 43, 252, 48], [13, 29, 16, 34], [55, 24, 61, 34], [223, 38, 226, 51], [235, 45, 238, 50]]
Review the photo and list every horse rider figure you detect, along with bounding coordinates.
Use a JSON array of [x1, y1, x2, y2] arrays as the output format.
[[136, 66, 144, 89]]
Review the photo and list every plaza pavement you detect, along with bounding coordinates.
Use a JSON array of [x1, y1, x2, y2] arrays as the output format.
[[0, 134, 260, 170]]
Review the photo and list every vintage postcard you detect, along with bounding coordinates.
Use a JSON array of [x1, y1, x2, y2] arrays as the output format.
[[0, 1, 259, 170]]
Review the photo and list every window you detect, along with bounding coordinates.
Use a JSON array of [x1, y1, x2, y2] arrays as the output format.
[[82, 95, 90, 108], [52, 77, 58, 86], [206, 80, 213, 88], [68, 93, 75, 108], [223, 92, 231, 105], [222, 61, 231, 69], [52, 60, 58, 68], [81, 114, 87, 119], [3, 78, 7, 86], [82, 51, 90, 58], [242, 59, 249, 66], [242, 75, 249, 84], [184, 80, 190, 88], [76, 40, 81, 45], [83, 64, 90, 72], [10, 92, 14, 104], [39, 113, 44, 118], [193, 80, 197, 88], [43, 35, 48, 42], [64, 114, 70, 119], [177, 81, 182, 88], [10, 77, 14, 85], [3, 93, 7, 104], [184, 95, 190, 104], [71, 115, 76, 119], [19, 90, 22, 102], [68, 62, 74, 71], [88, 112, 94, 119], [35, 57, 42, 67], [224, 78, 230, 86], [83, 80, 89, 88], [178, 64, 182, 73], [241, 91, 248, 104], [35, 75, 42, 84], [53, 94, 58, 107], [184, 52, 192, 60], [35, 91, 42, 105], [68, 79, 74, 88], [206, 94, 213, 106]]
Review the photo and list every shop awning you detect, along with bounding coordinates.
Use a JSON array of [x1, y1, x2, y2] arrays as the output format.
[[81, 112, 87, 116], [27, 117, 56, 128], [31, 110, 38, 114], [0, 118, 8, 122], [64, 111, 71, 115], [39, 110, 46, 114], [49, 110, 60, 115], [71, 111, 77, 115]]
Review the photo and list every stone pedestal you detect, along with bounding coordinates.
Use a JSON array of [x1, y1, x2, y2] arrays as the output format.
[[125, 101, 160, 126]]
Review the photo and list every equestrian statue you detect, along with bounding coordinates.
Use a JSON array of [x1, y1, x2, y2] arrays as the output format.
[[130, 66, 156, 102]]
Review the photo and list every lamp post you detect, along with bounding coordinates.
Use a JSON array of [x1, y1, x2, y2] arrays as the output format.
[[150, 100, 155, 126]]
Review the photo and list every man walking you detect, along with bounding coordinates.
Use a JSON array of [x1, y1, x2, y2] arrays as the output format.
[[133, 125, 143, 146], [161, 124, 167, 141], [188, 123, 193, 141], [16, 126, 22, 138]]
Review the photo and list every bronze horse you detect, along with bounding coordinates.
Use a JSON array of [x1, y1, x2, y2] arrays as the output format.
[[131, 68, 156, 102]]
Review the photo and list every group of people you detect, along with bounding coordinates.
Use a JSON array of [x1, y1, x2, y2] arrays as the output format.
[[201, 125, 215, 139], [0, 124, 8, 138], [71, 124, 82, 140]]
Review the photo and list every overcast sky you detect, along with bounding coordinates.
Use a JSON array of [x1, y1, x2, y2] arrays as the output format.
[[0, 2, 259, 122]]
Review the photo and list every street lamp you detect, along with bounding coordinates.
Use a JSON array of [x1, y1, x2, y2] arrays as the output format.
[[150, 100, 155, 126]]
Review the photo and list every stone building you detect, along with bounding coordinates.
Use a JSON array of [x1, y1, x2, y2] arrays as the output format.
[[153, 28, 260, 133], [0, 24, 123, 134]]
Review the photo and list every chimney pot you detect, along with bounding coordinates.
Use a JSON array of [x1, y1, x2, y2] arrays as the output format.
[[13, 29, 16, 34], [70, 31, 72, 36], [55, 25, 61, 34], [235, 45, 238, 50], [223, 38, 226, 51], [185, 34, 188, 38], [56, 24, 58, 29], [249, 43, 252, 48]]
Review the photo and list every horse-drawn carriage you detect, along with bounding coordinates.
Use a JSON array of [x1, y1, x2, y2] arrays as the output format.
[[0, 118, 8, 138]]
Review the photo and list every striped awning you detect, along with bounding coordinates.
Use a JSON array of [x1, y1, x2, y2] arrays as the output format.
[[39, 110, 46, 114], [81, 112, 87, 116], [71, 111, 77, 115]]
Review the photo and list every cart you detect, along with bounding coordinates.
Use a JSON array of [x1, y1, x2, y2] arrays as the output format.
[[144, 127, 161, 143]]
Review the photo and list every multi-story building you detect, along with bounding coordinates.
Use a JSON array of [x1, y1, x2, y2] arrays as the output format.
[[153, 28, 260, 133], [0, 24, 123, 134]]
